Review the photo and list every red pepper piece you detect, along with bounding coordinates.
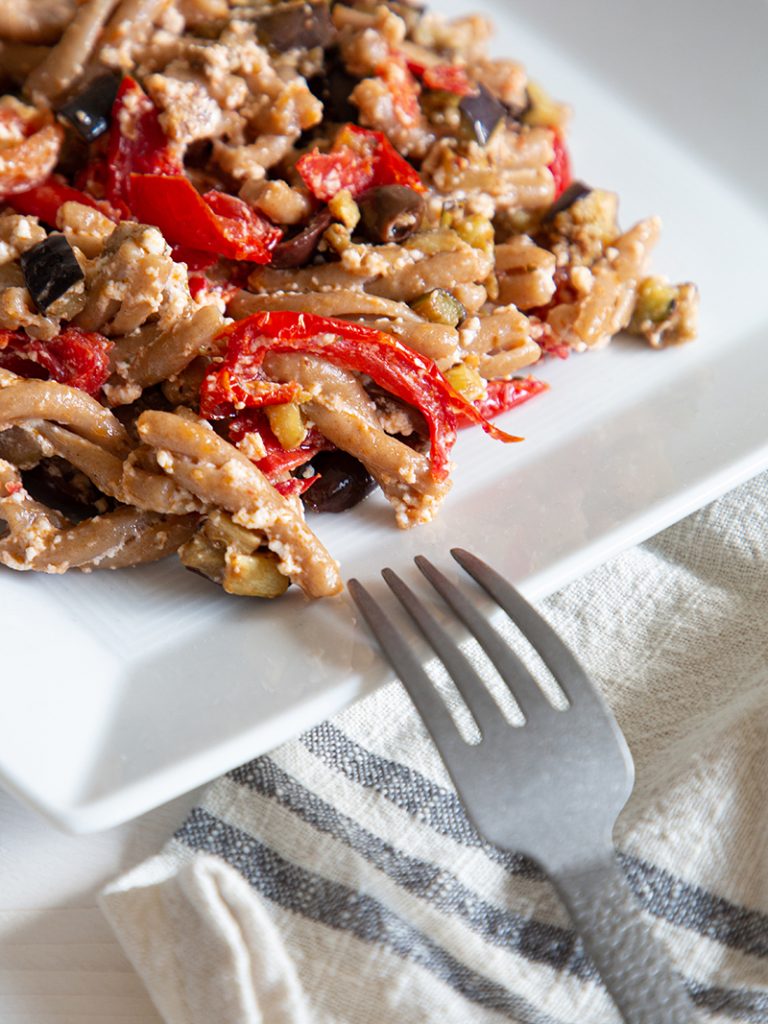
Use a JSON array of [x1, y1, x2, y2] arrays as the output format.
[[199, 368, 301, 418], [172, 246, 218, 272], [200, 339, 303, 418], [296, 146, 374, 202], [128, 174, 282, 263], [527, 316, 571, 360], [7, 175, 119, 226], [0, 326, 113, 394], [296, 124, 424, 202], [407, 61, 475, 96], [457, 376, 548, 427], [548, 132, 572, 199], [209, 311, 521, 482], [75, 155, 110, 199], [203, 190, 283, 260], [106, 77, 182, 212], [187, 274, 243, 307], [228, 409, 332, 491]]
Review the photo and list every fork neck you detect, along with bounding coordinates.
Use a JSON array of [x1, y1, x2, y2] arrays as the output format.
[[532, 826, 616, 879]]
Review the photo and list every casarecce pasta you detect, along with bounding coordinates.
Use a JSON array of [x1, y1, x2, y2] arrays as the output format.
[[0, 0, 699, 598]]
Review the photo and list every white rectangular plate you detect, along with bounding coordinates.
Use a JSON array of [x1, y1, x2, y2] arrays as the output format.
[[2, 0, 767, 832]]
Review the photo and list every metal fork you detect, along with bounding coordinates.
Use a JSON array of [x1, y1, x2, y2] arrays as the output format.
[[349, 549, 698, 1024]]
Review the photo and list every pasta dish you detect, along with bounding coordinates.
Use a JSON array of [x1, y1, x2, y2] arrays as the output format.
[[0, 0, 698, 598]]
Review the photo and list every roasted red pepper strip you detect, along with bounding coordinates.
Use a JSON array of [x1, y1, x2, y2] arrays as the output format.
[[208, 312, 521, 481], [128, 174, 282, 263], [75, 156, 110, 200], [296, 124, 425, 201], [106, 77, 181, 213], [457, 376, 548, 427], [229, 410, 332, 491], [0, 327, 113, 395], [172, 246, 218, 272], [202, 190, 283, 260], [106, 82, 177, 212], [406, 61, 475, 96], [548, 132, 572, 199], [7, 175, 119, 226], [229, 409, 326, 496], [200, 369, 301, 418], [200, 341, 302, 417]]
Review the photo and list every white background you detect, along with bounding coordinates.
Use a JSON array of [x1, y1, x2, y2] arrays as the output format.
[[0, 788, 201, 1022]]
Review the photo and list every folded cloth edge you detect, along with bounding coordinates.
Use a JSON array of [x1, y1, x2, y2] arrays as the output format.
[[101, 852, 312, 1024]]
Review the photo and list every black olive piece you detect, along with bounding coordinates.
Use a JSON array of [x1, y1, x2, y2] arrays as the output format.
[[308, 61, 359, 123], [20, 234, 84, 313], [358, 185, 424, 244], [301, 450, 376, 513], [57, 72, 121, 142], [459, 84, 506, 146], [253, 0, 336, 51], [270, 208, 333, 269], [541, 180, 592, 222]]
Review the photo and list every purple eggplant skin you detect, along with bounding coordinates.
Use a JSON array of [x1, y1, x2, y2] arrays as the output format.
[[358, 185, 425, 244], [270, 208, 334, 269], [302, 451, 376, 513], [458, 84, 507, 146], [57, 72, 121, 142], [542, 180, 592, 222], [20, 234, 84, 313], [255, 0, 336, 51]]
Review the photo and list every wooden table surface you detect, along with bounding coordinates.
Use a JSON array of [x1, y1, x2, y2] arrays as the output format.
[[0, 786, 203, 1024]]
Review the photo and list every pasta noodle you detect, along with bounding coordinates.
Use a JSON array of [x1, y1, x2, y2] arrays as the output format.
[[0, 458, 196, 571], [0, 0, 698, 598], [24, 0, 120, 102], [135, 410, 342, 597]]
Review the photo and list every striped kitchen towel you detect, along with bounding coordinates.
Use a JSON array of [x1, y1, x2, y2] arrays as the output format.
[[101, 472, 768, 1023]]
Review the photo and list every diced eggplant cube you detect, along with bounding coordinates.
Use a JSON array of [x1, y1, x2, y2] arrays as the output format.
[[57, 72, 121, 142], [20, 234, 84, 313], [255, 0, 335, 51], [459, 85, 506, 146], [542, 180, 592, 222]]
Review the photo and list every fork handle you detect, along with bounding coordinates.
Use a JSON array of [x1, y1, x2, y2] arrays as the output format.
[[551, 853, 698, 1023]]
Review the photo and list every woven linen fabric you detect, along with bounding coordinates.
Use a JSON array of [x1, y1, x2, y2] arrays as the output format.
[[101, 472, 768, 1024]]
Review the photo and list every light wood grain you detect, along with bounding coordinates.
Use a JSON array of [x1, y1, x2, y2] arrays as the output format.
[[0, 785, 202, 1023]]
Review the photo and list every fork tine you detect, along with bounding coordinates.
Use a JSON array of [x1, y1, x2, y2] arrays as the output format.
[[451, 549, 599, 708], [414, 556, 553, 720], [381, 567, 502, 735], [348, 579, 466, 758]]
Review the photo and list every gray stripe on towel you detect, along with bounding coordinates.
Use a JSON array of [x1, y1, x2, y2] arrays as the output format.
[[175, 806, 569, 1024], [222, 756, 768, 1020], [302, 722, 768, 960], [227, 756, 592, 978]]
